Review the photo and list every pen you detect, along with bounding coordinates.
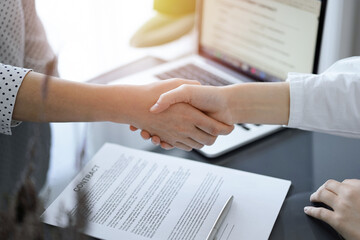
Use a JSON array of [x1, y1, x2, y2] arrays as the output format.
[[206, 195, 234, 240]]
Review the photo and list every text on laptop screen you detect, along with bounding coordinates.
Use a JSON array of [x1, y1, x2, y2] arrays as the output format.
[[200, 0, 323, 82]]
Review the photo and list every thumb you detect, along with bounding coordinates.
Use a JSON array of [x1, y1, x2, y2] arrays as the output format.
[[150, 85, 192, 113]]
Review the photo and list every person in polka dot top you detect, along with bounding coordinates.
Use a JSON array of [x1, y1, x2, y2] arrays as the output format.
[[0, 0, 59, 203], [0, 1, 233, 201]]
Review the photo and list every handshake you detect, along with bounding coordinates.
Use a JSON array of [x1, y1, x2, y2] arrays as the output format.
[[125, 79, 235, 151], [15, 72, 288, 151], [121, 78, 290, 151]]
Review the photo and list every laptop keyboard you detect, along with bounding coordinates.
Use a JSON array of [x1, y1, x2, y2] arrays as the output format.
[[155, 64, 232, 86]]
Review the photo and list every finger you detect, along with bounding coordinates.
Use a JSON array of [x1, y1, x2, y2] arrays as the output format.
[[140, 130, 151, 140], [160, 142, 174, 150], [130, 125, 138, 131], [151, 136, 161, 146], [304, 206, 336, 226], [150, 85, 194, 113], [168, 78, 201, 86], [323, 179, 341, 195], [342, 179, 359, 187], [190, 127, 217, 146], [195, 115, 235, 136], [342, 179, 352, 184], [173, 142, 193, 152], [310, 187, 337, 207], [180, 137, 204, 150]]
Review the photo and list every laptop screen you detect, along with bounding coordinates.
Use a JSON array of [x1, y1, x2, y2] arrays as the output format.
[[198, 0, 326, 82]]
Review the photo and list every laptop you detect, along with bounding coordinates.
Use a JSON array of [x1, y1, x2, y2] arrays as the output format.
[[113, 0, 327, 158]]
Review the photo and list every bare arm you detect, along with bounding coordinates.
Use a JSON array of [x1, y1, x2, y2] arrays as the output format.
[[135, 82, 289, 148], [150, 82, 290, 125], [221, 82, 290, 125], [13, 72, 113, 123], [13, 73, 233, 150]]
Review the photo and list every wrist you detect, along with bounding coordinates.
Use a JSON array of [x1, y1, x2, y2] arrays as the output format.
[[100, 85, 138, 124], [101, 84, 156, 126], [225, 84, 253, 124], [222, 85, 241, 124], [225, 82, 290, 125]]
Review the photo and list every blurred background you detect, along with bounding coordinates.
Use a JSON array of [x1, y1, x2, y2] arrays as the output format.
[[36, 0, 155, 205], [38, 0, 154, 82]]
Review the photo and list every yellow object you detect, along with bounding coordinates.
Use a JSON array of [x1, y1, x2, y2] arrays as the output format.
[[130, 13, 195, 48], [154, 0, 195, 15], [130, 0, 196, 48]]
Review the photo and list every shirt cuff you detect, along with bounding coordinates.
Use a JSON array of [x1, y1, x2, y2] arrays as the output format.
[[0, 64, 32, 135], [286, 73, 305, 129]]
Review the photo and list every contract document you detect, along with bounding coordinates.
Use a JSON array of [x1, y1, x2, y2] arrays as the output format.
[[42, 143, 291, 240]]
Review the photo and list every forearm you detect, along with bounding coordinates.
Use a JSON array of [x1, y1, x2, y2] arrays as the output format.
[[225, 82, 290, 125], [13, 72, 129, 123]]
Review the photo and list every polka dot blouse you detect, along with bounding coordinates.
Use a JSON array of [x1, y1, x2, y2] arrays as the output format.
[[0, 64, 30, 135], [0, 0, 56, 135]]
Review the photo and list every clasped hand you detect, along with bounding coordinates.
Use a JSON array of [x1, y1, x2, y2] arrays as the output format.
[[130, 83, 235, 149], [126, 80, 233, 151]]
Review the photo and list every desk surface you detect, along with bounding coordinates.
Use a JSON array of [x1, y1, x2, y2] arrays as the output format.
[[153, 128, 313, 195]]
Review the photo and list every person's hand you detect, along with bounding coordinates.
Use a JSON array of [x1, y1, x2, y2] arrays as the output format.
[[305, 179, 360, 240], [150, 85, 235, 125], [117, 79, 234, 151], [129, 125, 175, 149], [134, 82, 290, 148], [130, 84, 235, 149]]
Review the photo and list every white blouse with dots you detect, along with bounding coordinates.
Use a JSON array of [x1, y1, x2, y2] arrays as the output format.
[[0, 64, 29, 134], [0, 0, 55, 135]]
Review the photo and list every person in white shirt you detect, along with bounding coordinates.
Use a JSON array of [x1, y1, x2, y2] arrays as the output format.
[[139, 57, 360, 240]]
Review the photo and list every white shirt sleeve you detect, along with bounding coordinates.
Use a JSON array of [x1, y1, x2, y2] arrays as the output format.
[[287, 56, 360, 138], [0, 63, 31, 135]]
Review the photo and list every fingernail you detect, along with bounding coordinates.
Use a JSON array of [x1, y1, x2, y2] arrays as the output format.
[[150, 103, 159, 112], [304, 207, 309, 212]]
